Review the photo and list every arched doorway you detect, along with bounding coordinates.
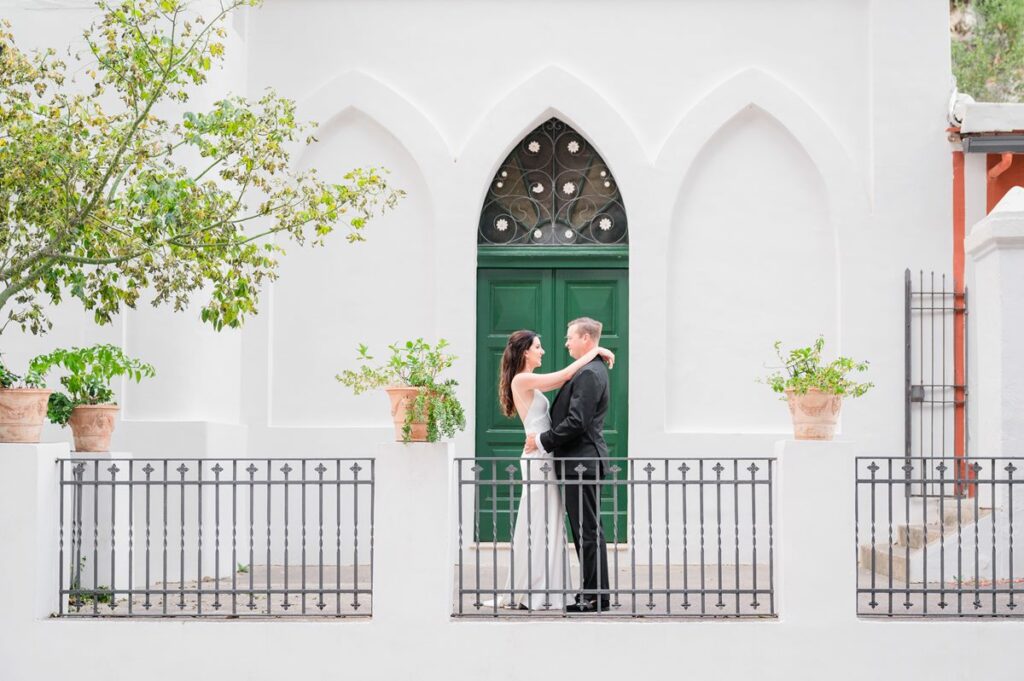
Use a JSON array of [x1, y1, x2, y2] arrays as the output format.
[[475, 117, 629, 541]]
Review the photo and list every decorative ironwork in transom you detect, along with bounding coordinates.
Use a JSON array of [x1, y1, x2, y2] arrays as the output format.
[[478, 118, 628, 246]]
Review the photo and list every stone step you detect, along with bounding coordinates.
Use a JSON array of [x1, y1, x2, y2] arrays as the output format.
[[859, 543, 909, 578], [896, 508, 991, 549], [859, 507, 994, 576], [927, 500, 984, 526], [859, 540, 983, 579]]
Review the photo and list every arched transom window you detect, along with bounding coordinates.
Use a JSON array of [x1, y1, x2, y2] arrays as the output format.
[[478, 118, 628, 246]]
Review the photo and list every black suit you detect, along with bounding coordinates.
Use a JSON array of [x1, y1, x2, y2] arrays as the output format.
[[539, 357, 610, 605]]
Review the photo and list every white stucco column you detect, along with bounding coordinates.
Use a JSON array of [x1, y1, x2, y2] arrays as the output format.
[[373, 441, 453, 621], [965, 187, 1024, 459], [776, 438, 856, 623], [0, 443, 66, 620]]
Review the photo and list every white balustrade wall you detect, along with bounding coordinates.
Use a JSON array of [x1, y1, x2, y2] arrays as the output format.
[[3, 439, 1023, 680]]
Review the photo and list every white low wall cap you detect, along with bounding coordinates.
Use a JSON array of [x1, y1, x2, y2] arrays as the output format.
[[960, 102, 1024, 134], [966, 186, 1024, 257]]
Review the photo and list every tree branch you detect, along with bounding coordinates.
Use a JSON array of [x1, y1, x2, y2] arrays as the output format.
[[72, 7, 184, 232], [52, 251, 147, 266], [193, 153, 232, 183], [0, 245, 51, 285], [0, 257, 53, 313]]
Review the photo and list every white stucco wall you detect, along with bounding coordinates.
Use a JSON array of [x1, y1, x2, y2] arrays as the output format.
[[7, 1, 1022, 677], [5, 440, 1024, 681], [2, 0, 952, 462], [236, 0, 948, 462]]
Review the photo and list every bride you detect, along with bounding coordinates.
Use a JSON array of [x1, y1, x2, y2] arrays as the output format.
[[494, 329, 614, 610]]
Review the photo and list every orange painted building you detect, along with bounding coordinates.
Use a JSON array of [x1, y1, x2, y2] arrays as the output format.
[[948, 97, 1024, 491]]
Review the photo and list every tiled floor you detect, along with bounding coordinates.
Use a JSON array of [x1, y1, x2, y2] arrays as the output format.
[[61, 564, 371, 617], [453, 545, 774, 617]]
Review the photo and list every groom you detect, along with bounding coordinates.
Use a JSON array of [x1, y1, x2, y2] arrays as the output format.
[[525, 316, 611, 612]]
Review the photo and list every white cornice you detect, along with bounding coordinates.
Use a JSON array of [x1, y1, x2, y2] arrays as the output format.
[[966, 187, 1024, 259]]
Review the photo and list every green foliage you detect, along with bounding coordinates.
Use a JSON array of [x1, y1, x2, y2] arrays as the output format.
[[337, 339, 467, 443], [0, 0, 403, 336], [31, 343, 155, 425], [762, 336, 873, 399], [47, 392, 75, 427], [408, 380, 465, 443], [236, 563, 249, 574], [0, 361, 15, 389], [337, 339, 453, 393], [952, 0, 1024, 102], [0, 353, 45, 388], [68, 555, 113, 606]]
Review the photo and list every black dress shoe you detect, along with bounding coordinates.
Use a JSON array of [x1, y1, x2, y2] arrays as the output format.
[[565, 600, 611, 613]]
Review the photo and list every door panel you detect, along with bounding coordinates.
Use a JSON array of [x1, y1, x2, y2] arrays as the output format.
[[476, 270, 554, 540], [476, 267, 628, 541]]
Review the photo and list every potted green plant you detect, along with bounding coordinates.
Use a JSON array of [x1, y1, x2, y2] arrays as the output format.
[[337, 339, 466, 443], [762, 336, 873, 440], [0, 355, 51, 443], [33, 344, 156, 452]]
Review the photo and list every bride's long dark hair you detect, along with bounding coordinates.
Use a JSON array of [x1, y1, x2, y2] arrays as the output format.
[[499, 330, 538, 418]]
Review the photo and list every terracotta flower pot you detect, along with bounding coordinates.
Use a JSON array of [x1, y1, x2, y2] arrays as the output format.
[[68, 403, 120, 452], [384, 386, 429, 442], [785, 388, 842, 441], [0, 388, 52, 443]]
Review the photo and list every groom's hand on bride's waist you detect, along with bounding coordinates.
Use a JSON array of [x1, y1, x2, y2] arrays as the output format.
[[525, 433, 538, 453]]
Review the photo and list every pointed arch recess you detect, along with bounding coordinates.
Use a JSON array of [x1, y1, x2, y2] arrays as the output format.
[[292, 70, 450, 191], [659, 69, 864, 433], [458, 66, 649, 212], [657, 68, 868, 220]]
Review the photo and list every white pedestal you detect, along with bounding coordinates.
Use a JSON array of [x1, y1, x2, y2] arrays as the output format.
[[372, 441, 453, 621], [776, 438, 856, 623], [966, 187, 1024, 458], [0, 442, 68, 619]]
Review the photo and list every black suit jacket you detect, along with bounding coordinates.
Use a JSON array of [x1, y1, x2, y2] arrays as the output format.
[[539, 356, 610, 479]]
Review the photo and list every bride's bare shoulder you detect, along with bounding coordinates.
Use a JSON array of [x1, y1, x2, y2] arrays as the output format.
[[510, 372, 533, 397], [510, 373, 536, 411], [511, 371, 540, 389]]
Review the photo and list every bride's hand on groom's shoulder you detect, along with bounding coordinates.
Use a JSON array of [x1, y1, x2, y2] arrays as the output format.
[[597, 347, 615, 369]]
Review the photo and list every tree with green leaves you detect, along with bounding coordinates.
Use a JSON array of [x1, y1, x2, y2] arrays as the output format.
[[952, 0, 1024, 102], [0, 0, 403, 337]]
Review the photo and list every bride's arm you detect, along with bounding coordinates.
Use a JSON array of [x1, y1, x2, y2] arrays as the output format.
[[511, 346, 613, 393]]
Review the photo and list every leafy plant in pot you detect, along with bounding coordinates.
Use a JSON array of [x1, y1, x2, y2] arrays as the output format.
[[762, 336, 873, 440], [33, 345, 156, 452], [0, 355, 51, 443], [337, 339, 466, 443]]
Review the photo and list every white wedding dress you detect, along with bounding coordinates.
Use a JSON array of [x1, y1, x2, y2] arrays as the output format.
[[498, 389, 572, 609]]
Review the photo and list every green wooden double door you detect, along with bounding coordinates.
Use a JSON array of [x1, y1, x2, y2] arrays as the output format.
[[475, 267, 628, 541]]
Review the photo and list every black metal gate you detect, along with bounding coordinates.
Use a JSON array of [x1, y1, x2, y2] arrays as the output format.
[[904, 269, 968, 497]]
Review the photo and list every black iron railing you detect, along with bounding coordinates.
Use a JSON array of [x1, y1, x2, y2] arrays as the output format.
[[454, 456, 776, 618], [58, 458, 373, 618], [857, 456, 1024, 617]]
